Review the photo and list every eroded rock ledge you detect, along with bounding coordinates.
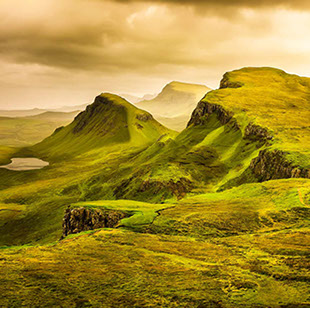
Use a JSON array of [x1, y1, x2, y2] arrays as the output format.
[[244, 123, 273, 142], [187, 101, 239, 129], [139, 177, 193, 200], [136, 113, 153, 122], [250, 149, 310, 181], [219, 73, 244, 89], [62, 207, 128, 238]]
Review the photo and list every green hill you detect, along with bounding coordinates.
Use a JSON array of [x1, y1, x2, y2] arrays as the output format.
[[137, 81, 211, 131], [187, 67, 310, 186], [31, 93, 173, 161]]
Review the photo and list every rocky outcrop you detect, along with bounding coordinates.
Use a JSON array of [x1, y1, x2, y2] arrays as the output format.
[[135, 123, 143, 129], [187, 100, 239, 129], [136, 113, 153, 122], [139, 177, 193, 200], [244, 123, 273, 143], [219, 73, 244, 89], [62, 207, 128, 238], [187, 96, 273, 147], [250, 149, 310, 181]]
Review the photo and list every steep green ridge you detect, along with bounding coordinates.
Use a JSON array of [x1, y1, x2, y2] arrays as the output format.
[[187, 67, 310, 185], [31, 93, 172, 161], [138, 81, 211, 131], [192, 67, 310, 164], [0, 111, 78, 147]]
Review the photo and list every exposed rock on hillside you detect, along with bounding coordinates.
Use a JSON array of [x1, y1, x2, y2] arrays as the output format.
[[136, 113, 153, 122], [139, 178, 193, 200], [219, 73, 244, 89], [188, 97, 273, 145], [187, 100, 238, 129], [244, 123, 273, 143], [113, 177, 193, 201], [62, 207, 128, 238], [250, 149, 310, 181]]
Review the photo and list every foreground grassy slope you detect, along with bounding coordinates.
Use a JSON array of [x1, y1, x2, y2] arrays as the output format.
[[1, 179, 310, 307], [197, 67, 310, 168], [0, 111, 78, 147], [138, 81, 211, 131]]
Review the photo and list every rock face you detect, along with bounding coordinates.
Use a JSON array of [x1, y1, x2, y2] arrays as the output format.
[[136, 113, 153, 122], [187, 99, 274, 146], [187, 100, 238, 129], [250, 149, 310, 181], [219, 73, 244, 89], [139, 178, 193, 200], [62, 207, 128, 238], [244, 123, 273, 142]]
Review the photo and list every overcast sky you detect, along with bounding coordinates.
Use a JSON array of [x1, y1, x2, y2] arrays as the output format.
[[1, 0, 310, 109]]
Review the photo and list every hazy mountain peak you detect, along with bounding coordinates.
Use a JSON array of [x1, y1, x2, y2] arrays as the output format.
[[137, 81, 211, 131]]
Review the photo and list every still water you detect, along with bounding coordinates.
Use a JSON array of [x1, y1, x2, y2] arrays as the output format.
[[0, 158, 49, 171]]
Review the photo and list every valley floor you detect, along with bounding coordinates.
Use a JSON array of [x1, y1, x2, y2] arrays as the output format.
[[1, 178, 310, 308]]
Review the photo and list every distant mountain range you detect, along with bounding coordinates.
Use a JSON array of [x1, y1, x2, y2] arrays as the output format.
[[0, 111, 79, 147], [0, 93, 155, 117], [137, 81, 211, 131], [120, 93, 156, 104], [0, 81, 211, 145]]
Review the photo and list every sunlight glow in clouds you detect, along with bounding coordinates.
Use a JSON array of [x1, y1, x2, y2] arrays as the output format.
[[0, 0, 310, 109]]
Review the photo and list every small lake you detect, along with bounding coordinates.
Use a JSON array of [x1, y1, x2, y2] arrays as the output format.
[[0, 158, 49, 171]]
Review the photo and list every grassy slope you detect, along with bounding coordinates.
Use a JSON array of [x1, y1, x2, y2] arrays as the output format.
[[31, 93, 172, 161], [138, 81, 211, 131], [1, 71, 305, 245], [0, 93, 176, 245], [0, 111, 79, 147], [1, 179, 310, 307], [0, 146, 17, 165], [0, 68, 310, 307], [203, 67, 310, 167]]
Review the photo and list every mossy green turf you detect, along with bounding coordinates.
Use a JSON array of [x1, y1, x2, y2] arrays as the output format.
[[0, 69, 310, 307], [1, 179, 310, 307], [204, 67, 310, 167]]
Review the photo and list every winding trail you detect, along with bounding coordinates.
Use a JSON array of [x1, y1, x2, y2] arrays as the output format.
[[298, 189, 309, 207]]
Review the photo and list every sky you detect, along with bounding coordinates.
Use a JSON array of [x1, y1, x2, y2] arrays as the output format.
[[1, 0, 310, 109]]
